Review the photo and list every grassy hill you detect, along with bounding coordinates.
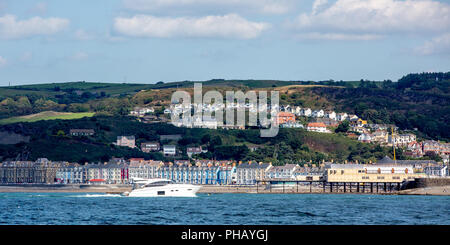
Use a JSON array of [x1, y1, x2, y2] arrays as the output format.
[[0, 111, 95, 125]]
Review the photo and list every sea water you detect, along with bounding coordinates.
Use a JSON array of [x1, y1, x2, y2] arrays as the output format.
[[0, 193, 448, 225]]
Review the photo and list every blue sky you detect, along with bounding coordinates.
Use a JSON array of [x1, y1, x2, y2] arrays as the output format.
[[0, 0, 449, 86]]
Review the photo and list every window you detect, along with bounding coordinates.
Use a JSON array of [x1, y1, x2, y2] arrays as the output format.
[[157, 191, 165, 196]]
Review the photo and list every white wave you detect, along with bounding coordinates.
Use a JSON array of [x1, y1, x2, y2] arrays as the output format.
[[73, 194, 123, 198]]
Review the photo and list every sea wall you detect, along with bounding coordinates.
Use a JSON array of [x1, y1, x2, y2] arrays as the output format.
[[0, 184, 132, 193], [415, 178, 450, 188]]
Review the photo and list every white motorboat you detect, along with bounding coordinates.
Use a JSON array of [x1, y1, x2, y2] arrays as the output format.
[[123, 178, 201, 197]]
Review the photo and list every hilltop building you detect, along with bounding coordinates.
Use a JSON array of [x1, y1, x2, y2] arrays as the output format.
[[306, 122, 330, 133], [116, 136, 136, 148]]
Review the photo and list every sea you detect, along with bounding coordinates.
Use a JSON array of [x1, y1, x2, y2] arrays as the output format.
[[0, 193, 448, 225]]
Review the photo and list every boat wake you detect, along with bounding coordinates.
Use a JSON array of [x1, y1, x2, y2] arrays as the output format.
[[73, 194, 123, 198]]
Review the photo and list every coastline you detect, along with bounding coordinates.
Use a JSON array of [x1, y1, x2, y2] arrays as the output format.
[[0, 184, 448, 196]]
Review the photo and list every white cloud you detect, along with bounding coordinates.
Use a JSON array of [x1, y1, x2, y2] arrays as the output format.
[[0, 14, 69, 40], [0, 56, 6, 67], [295, 32, 382, 41], [289, 0, 450, 40], [113, 14, 270, 39], [415, 33, 450, 56], [312, 0, 328, 15], [74, 29, 95, 40], [123, 0, 292, 14]]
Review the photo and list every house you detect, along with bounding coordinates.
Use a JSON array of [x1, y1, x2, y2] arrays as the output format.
[[388, 133, 416, 146], [325, 111, 336, 120], [56, 163, 84, 184], [280, 122, 304, 128], [187, 146, 203, 158], [236, 162, 272, 185], [219, 125, 246, 130], [193, 117, 218, 129], [265, 164, 299, 179], [336, 113, 348, 121], [141, 142, 160, 153], [372, 130, 388, 144], [276, 112, 296, 125], [306, 122, 330, 133], [358, 133, 373, 143], [301, 108, 312, 117], [405, 141, 423, 158], [130, 107, 154, 117], [351, 126, 368, 134], [116, 136, 136, 148], [163, 145, 176, 156], [312, 118, 339, 127], [312, 109, 324, 118], [70, 129, 94, 136], [422, 140, 441, 155], [424, 165, 447, 177], [350, 118, 367, 127]]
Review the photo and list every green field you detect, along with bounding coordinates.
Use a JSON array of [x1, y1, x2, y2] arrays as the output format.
[[0, 111, 95, 124]]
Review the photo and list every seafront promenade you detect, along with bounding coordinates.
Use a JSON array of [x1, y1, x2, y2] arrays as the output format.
[[0, 183, 448, 195]]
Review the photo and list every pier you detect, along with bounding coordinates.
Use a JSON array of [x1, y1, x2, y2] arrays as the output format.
[[255, 179, 403, 194]]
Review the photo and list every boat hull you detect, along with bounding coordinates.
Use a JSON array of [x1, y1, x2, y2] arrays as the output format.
[[127, 184, 201, 197]]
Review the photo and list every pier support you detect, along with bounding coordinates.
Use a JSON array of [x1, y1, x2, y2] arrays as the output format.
[[330, 183, 333, 193], [357, 183, 360, 192], [370, 183, 373, 193], [344, 183, 346, 193], [362, 183, 365, 193], [310, 182, 312, 193], [384, 183, 387, 192]]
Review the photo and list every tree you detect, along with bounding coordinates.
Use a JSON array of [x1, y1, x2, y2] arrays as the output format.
[[56, 130, 66, 137], [335, 121, 349, 133]]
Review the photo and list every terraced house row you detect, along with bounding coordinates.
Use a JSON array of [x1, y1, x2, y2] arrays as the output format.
[[0, 157, 447, 185]]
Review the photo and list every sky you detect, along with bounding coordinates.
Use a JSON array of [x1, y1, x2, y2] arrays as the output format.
[[0, 0, 449, 86]]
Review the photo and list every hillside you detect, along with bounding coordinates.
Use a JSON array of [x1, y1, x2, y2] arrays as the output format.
[[0, 72, 448, 141], [0, 115, 396, 164]]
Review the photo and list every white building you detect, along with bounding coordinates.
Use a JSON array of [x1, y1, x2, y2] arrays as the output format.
[[325, 111, 336, 120], [307, 122, 330, 133], [358, 133, 373, 143], [312, 109, 325, 118], [301, 108, 312, 117], [116, 136, 135, 148], [336, 113, 348, 121], [163, 145, 176, 156]]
